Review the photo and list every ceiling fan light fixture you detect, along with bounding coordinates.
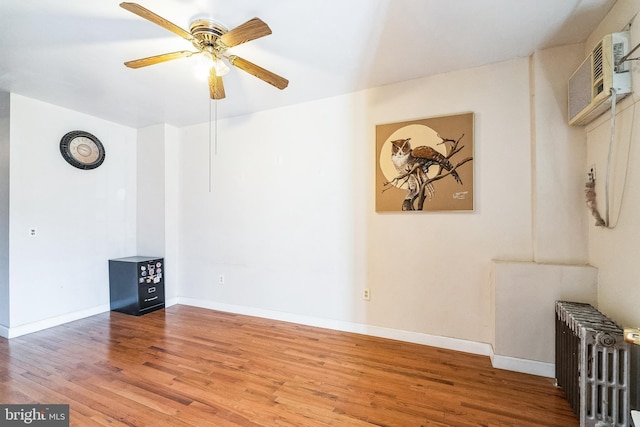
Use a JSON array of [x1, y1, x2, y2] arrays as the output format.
[[213, 57, 230, 76], [193, 51, 214, 80], [193, 51, 229, 80]]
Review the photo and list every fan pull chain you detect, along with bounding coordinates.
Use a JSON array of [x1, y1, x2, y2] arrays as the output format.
[[215, 99, 218, 156], [208, 99, 219, 193], [209, 99, 212, 192]]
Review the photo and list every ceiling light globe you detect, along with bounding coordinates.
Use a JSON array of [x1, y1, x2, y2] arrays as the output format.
[[213, 58, 230, 76], [193, 51, 214, 81]]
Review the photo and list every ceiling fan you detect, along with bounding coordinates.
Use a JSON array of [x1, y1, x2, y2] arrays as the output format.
[[119, 2, 289, 100]]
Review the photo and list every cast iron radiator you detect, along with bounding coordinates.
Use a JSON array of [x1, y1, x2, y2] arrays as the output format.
[[555, 301, 630, 427]]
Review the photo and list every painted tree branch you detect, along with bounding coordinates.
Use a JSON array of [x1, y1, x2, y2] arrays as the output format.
[[416, 157, 472, 210], [438, 133, 465, 159], [382, 163, 419, 192], [433, 133, 465, 178]]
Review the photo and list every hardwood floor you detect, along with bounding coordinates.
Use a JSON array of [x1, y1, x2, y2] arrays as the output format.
[[0, 305, 577, 426]]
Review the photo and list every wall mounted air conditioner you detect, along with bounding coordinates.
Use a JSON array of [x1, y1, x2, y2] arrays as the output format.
[[568, 31, 632, 126]]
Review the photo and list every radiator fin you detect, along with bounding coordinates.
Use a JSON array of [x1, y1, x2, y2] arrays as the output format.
[[555, 301, 630, 427]]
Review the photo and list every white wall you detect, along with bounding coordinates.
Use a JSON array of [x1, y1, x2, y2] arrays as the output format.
[[369, 60, 536, 343], [164, 124, 180, 304], [486, 43, 600, 376], [531, 44, 590, 263], [585, 0, 640, 328], [136, 123, 180, 304], [177, 58, 534, 345], [137, 124, 165, 257], [491, 260, 597, 375], [179, 95, 367, 323], [0, 92, 9, 329], [7, 94, 137, 335]]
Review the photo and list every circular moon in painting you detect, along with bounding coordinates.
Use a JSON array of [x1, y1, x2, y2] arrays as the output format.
[[379, 124, 446, 189]]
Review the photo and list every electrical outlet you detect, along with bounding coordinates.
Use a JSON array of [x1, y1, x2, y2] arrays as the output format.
[[28, 227, 37, 237], [218, 274, 225, 285], [363, 288, 370, 301]]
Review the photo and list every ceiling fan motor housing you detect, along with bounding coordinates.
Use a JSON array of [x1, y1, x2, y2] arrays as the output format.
[[190, 19, 228, 49]]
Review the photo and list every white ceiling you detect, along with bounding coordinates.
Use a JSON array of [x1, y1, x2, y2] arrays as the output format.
[[0, 0, 616, 128]]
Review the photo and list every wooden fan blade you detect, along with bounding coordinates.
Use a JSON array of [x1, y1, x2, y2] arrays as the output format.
[[228, 55, 288, 90], [219, 18, 272, 47], [124, 51, 197, 68], [209, 68, 226, 99], [120, 2, 195, 43]]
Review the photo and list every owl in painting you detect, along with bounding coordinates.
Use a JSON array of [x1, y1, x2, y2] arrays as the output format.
[[390, 138, 462, 210]]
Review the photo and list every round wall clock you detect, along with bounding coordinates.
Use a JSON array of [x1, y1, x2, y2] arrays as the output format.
[[59, 130, 105, 170]]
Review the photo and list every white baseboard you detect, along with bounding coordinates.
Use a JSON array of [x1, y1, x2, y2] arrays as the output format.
[[490, 352, 555, 378], [1, 299, 184, 339], [164, 297, 179, 308], [177, 298, 492, 357], [2, 304, 110, 339]]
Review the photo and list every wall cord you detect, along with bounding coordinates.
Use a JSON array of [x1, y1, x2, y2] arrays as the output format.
[[597, 88, 636, 229], [604, 88, 617, 227]]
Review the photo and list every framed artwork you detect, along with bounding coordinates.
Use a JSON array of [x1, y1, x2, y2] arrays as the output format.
[[375, 112, 474, 212]]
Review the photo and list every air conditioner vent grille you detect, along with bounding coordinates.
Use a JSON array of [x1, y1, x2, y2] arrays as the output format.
[[593, 42, 603, 81], [569, 59, 593, 121]]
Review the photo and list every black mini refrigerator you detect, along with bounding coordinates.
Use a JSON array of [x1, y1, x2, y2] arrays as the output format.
[[109, 256, 165, 315]]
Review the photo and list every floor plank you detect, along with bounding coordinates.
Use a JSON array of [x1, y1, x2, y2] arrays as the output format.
[[0, 305, 577, 426]]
